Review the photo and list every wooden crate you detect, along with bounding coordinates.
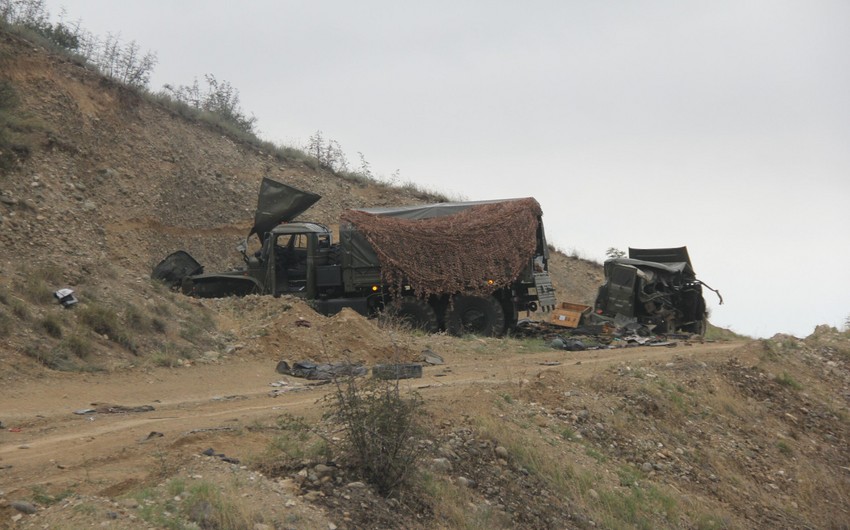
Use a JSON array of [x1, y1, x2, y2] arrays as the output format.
[[549, 302, 592, 328]]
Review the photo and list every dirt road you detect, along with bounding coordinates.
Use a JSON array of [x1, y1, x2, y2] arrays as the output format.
[[0, 339, 746, 499]]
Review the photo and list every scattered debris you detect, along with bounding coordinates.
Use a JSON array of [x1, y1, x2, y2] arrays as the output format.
[[420, 348, 445, 365], [200, 447, 240, 465], [53, 288, 78, 308], [372, 363, 423, 380], [89, 403, 155, 414], [141, 431, 164, 442], [210, 395, 247, 402], [276, 360, 367, 380]]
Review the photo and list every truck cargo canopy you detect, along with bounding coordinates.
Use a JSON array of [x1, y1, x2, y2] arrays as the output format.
[[341, 198, 543, 298]]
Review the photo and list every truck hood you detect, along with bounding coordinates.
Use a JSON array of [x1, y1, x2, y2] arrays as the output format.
[[249, 178, 321, 240]]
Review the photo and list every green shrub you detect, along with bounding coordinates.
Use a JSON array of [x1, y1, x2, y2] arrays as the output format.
[[0, 309, 12, 337], [39, 313, 63, 338], [60, 333, 92, 359], [325, 372, 423, 496], [776, 371, 802, 390]]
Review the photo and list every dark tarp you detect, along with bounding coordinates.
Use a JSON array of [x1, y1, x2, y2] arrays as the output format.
[[250, 178, 321, 241]]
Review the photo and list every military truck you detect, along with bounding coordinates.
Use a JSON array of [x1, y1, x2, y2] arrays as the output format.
[[593, 247, 722, 335], [153, 178, 556, 336]]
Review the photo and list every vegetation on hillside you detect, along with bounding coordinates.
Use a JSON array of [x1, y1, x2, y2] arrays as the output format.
[[0, 0, 452, 201]]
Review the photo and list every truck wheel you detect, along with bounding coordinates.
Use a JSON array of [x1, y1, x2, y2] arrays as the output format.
[[445, 295, 505, 337], [386, 297, 439, 333]]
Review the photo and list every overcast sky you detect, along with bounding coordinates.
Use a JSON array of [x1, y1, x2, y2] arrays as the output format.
[[47, 0, 850, 338]]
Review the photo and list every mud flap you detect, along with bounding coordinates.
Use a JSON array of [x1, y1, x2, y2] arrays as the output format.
[[533, 272, 557, 312]]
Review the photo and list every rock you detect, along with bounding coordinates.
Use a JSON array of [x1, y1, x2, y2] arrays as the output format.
[[303, 491, 323, 501], [188, 500, 214, 526], [421, 348, 444, 365], [11, 501, 37, 514], [641, 462, 653, 472], [494, 446, 509, 459], [345, 481, 367, 489], [314, 464, 335, 478], [457, 476, 475, 488], [118, 498, 139, 509], [588, 488, 599, 500], [431, 458, 453, 473]]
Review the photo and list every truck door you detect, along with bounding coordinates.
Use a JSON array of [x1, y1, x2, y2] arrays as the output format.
[[605, 264, 638, 318]]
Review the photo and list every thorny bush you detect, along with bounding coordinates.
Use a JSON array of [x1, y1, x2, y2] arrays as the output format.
[[325, 371, 424, 496]]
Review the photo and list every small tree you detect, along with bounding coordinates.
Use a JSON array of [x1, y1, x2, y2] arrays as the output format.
[[606, 247, 626, 259], [163, 75, 256, 134], [306, 130, 349, 172]]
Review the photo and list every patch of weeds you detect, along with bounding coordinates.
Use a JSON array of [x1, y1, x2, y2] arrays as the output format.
[[776, 372, 802, 390], [560, 426, 578, 441], [776, 440, 793, 456], [420, 470, 513, 529], [167, 478, 186, 497], [152, 301, 173, 317], [585, 446, 608, 463], [151, 350, 180, 368], [23, 343, 74, 370], [596, 481, 679, 529], [180, 309, 216, 344], [124, 303, 151, 331], [80, 303, 138, 353], [617, 465, 643, 487], [183, 481, 252, 530], [500, 393, 514, 404], [151, 317, 167, 333], [79, 304, 119, 336], [73, 503, 97, 515], [0, 309, 12, 337], [694, 512, 732, 529], [112, 329, 139, 354], [17, 266, 63, 304], [60, 333, 92, 359], [39, 313, 63, 338], [31, 485, 73, 505], [10, 297, 30, 320], [252, 415, 329, 473]]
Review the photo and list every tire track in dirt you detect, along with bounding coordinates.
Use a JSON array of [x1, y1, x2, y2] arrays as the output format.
[[0, 340, 746, 498]]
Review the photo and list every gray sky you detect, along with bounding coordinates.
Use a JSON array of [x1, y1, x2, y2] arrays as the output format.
[[48, 0, 850, 338]]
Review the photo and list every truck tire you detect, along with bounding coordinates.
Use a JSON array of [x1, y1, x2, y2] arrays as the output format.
[[445, 295, 505, 337], [386, 297, 439, 333]]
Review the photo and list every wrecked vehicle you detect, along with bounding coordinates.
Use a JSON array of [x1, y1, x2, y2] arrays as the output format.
[[593, 247, 722, 335], [153, 178, 556, 336]]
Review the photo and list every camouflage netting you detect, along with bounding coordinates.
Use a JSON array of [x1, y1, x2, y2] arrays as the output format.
[[340, 198, 542, 298]]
